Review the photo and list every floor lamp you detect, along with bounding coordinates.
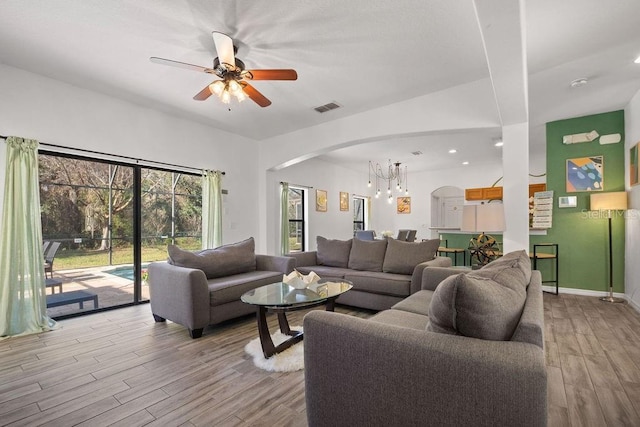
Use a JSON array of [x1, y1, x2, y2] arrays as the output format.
[[590, 191, 627, 303], [461, 203, 505, 268]]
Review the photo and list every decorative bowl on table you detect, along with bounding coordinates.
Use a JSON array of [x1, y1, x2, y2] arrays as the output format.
[[283, 270, 321, 289]]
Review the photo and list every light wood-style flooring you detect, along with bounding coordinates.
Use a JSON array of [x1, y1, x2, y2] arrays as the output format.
[[545, 293, 640, 426], [0, 294, 639, 426]]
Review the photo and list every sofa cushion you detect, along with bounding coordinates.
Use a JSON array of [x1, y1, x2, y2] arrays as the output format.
[[427, 252, 528, 340], [167, 237, 256, 279], [344, 271, 411, 297], [370, 309, 429, 330], [348, 238, 388, 272], [391, 290, 434, 316], [207, 270, 283, 306], [295, 265, 352, 279], [317, 236, 352, 268], [382, 238, 440, 274]]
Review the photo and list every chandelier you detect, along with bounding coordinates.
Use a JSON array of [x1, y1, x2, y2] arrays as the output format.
[[368, 159, 408, 203]]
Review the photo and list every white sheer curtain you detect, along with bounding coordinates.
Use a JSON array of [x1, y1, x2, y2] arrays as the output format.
[[0, 137, 57, 338], [202, 170, 223, 249], [280, 182, 290, 255]]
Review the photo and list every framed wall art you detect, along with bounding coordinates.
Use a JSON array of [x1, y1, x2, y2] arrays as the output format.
[[339, 192, 349, 211], [397, 197, 411, 214], [316, 189, 327, 212], [631, 142, 639, 186], [566, 156, 603, 192]]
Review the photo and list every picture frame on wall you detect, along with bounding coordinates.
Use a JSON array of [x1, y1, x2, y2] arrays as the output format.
[[630, 142, 639, 186], [339, 192, 349, 211], [397, 197, 411, 214], [316, 189, 327, 212], [566, 155, 604, 192]]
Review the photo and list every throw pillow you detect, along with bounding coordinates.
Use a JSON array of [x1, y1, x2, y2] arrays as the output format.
[[167, 237, 256, 279], [477, 250, 531, 287], [348, 238, 388, 272], [382, 238, 440, 274], [316, 236, 352, 268], [427, 262, 527, 341]]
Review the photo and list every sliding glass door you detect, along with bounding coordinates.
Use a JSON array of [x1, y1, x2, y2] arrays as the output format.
[[39, 152, 201, 318]]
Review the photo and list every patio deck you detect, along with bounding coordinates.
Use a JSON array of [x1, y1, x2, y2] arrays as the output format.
[[45, 266, 150, 317]]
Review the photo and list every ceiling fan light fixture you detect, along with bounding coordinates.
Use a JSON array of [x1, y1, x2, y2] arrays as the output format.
[[235, 89, 247, 102], [210, 80, 225, 95], [634, 55, 640, 64], [220, 90, 231, 104], [228, 79, 241, 94]]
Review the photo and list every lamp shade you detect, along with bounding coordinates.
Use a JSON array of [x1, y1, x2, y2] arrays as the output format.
[[461, 204, 505, 233], [590, 192, 627, 211]]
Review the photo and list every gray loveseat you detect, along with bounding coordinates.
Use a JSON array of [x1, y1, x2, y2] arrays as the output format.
[[287, 236, 452, 311], [304, 250, 547, 426], [148, 237, 294, 338]]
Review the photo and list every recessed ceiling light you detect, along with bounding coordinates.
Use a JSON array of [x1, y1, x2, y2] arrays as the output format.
[[570, 78, 588, 88], [495, 141, 504, 147], [448, 149, 457, 154], [462, 161, 469, 165], [635, 55, 640, 64]]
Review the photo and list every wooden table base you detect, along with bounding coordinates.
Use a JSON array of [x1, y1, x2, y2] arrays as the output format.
[[256, 297, 336, 359]]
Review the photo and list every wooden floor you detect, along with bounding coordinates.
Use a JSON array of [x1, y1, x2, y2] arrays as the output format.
[[545, 293, 640, 426], [0, 293, 638, 426]]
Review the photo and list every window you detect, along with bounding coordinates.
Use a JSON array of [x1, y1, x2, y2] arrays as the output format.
[[288, 187, 305, 252], [353, 196, 366, 233]]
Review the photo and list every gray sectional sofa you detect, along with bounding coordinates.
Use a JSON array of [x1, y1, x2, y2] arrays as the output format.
[[304, 250, 547, 426], [287, 236, 452, 311], [147, 237, 295, 338]]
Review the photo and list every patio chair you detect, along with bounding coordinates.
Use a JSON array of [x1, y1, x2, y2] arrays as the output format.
[[44, 241, 61, 278], [406, 230, 417, 242]]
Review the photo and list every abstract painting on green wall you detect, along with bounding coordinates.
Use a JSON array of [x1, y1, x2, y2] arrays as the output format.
[[566, 156, 603, 192], [631, 143, 639, 186]]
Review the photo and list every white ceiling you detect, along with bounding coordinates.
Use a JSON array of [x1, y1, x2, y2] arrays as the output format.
[[1, 0, 640, 172]]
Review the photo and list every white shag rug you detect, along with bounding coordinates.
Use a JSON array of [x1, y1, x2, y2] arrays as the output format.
[[244, 326, 304, 372]]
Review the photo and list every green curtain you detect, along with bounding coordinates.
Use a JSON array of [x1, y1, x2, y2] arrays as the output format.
[[202, 169, 222, 249], [0, 137, 57, 338], [280, 182, 290, 255]]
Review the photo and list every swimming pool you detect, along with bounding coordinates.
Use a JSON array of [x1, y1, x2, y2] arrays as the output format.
[[104, 264, 149, 281]]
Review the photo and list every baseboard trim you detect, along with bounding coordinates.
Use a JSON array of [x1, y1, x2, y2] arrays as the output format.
[[543, 285, 640, 314]]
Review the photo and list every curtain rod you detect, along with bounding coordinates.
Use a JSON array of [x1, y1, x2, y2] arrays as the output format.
[[0, 135, 225, 175], [281, 181, 313, 189]]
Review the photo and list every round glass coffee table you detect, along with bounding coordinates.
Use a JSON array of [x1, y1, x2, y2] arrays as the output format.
[[241, 279, 352, 358]]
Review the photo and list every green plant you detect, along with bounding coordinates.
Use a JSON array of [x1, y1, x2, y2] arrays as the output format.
[[141, 269, 149, 282]]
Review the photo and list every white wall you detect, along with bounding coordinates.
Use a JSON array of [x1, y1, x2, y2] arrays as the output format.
[[624, 89, 640, 310], [0, 64, 260, 246], [267, 158, 365, 253], [265, 151, 547, 252]]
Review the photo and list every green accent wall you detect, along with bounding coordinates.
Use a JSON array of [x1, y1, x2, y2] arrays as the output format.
[[441, 110, 625, 292], [544, 110, 625, 292]]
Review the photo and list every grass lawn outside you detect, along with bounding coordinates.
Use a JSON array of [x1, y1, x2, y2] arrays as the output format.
[[53, 240, 201, 270]]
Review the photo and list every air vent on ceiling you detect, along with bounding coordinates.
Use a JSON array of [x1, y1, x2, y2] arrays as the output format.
[[314, 102, 341, 113], [411, 151, 423, 156]]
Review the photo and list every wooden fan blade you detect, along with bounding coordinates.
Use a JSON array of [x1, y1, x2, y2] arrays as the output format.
[[212, 31, 235, 67], [150, 57, 215, 74], [242, 83, 272, 107], [193, 84, 213, 101], [245, 69, 298, 80]]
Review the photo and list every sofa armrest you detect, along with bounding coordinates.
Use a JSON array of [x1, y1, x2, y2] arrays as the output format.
[[304, 311, 547, 427], [147, 262, 210, 332], [421, 266, 469, 291], [256, 254, 295, 274], [410, 256, 453, 293], [285, 251, 318, 267]]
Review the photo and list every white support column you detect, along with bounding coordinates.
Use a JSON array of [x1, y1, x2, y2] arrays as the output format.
[[502, 122, 529, 252]]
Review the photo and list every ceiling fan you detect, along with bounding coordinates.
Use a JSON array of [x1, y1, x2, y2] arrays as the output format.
[[150, 31, 297, 107]]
